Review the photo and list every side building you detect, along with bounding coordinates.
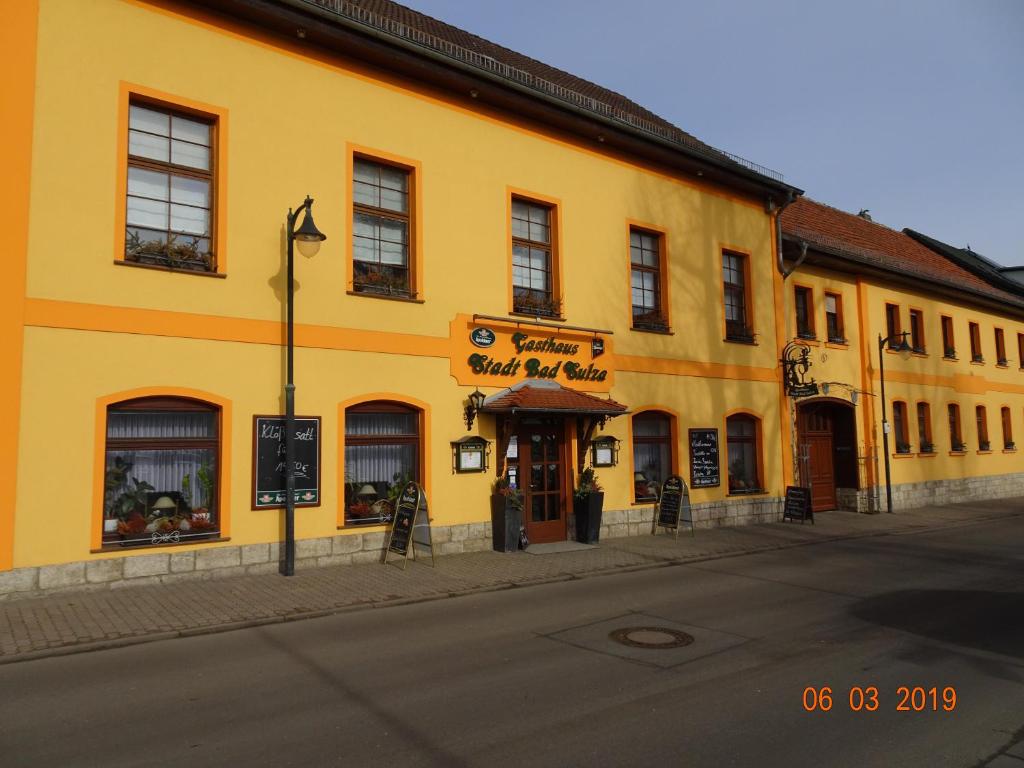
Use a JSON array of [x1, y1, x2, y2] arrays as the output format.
[[1, 0, 802, 596], [780, 199, 1024, 512]]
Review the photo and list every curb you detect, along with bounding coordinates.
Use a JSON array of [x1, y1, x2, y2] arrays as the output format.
[[1, 509, 1020, 666]]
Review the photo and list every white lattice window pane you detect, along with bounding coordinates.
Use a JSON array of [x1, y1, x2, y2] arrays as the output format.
[[529, 248, 547, 270], [127, 196, 169, 229], [511, 216, 530, 239], [129, 131, 169, 163], [379, 186, 407, 213], [170, 204, 209, 236], [530, 271, 548, 290], [354, 212, 380, 239], [353, 180, 379, 208], [171, 116, 210, 146], [128, 167, 169, 201], [513, 266, 528, 286], [512, 245, 529, 266], [511, 200, 529, 220], [529, 222, 550, 244], [353, 236, 379, 263], [170, 175, 209, 208], [129, 105, 170, 136], [631, 270, 642, 290], [632, 288, 644, 306], [379, 218, 407, 245], [171, 140, 210, 171], [528, 205, 548, 225], [379, 239, 407, 266]]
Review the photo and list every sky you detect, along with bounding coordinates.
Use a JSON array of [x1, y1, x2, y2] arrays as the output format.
[[402, 0, 1024, 266]]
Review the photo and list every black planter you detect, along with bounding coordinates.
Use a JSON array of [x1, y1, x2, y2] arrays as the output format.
[[574, 491, 604, 544], [490, 494, 522, 553]]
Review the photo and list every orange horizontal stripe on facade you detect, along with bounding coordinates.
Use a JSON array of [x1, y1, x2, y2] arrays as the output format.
[[22, 298, 452, 358], [616, 354, 778, 382], [876, 368, 1024, 396]]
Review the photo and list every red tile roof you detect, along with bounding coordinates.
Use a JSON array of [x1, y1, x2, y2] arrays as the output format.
[[781, 198, 1024, 309], [481, 381, 627, 415]]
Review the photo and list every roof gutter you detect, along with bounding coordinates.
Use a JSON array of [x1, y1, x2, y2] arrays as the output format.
[[273, 0, 799, 196]]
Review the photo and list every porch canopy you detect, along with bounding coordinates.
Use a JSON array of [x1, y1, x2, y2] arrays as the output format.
[[478, 381, 627, 473]]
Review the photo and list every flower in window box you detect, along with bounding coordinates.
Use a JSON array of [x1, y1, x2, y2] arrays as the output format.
[[726, 323, 756, 343], [828, 336, 848, 345], [920, 442, 935, 454], [1006, 442, 1017, 451], [895, 442, 912, 454], [632, 309, 669, 331], [979, 440, 991, 451], [797, 331, 817, 341], [971, 354, 984, 363], [943, 347, 957, 359], [951, 441, 967, 452], [514, 293, 561, 318], [997, 358, 1009, 366]]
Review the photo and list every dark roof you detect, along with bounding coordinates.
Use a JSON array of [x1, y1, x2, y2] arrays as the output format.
[[902, 229, 1024, 298], [481, 381, 627, 415], [781, 198, 1024, 311], [300, 0, 786, 186]]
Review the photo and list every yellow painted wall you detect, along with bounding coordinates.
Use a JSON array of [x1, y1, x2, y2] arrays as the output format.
[[11, 0, 789, 569]]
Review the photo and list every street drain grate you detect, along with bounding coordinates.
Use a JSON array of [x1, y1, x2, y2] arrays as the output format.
[[608, 627, 694, 649]]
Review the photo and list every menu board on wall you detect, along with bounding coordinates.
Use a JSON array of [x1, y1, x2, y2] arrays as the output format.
[[252, 416, 321, 509], [688, 428, 720, 488]]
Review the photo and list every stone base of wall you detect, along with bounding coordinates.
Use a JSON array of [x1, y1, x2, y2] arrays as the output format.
[[882, 471, 1024, 512], [594, 494, 783, 540]]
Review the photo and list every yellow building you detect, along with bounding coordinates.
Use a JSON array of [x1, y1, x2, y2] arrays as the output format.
[[780, 199, 1024, 513], [3, 0, 1020, 598]]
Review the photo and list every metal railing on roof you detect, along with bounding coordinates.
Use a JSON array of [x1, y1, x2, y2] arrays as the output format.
[[301, 0, 784, 183]]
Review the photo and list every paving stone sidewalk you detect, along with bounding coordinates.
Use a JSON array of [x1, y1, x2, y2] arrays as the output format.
[[1, 499, 1020, 664]]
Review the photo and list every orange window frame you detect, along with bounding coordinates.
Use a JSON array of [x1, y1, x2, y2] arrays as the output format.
[[626, 221, 671, 332], [794, 284, 815, 340], [721, 248, 755, 343], [969, 321, 983, 361], [941, 315, 956, 358], [891, 400, 910, 451], [507, 188, 563, 319], [824, 291, 845, 343], [1001, 406, 1014, 448], [884, 303, 901, 340], [916, 401, 933, 451], [908, 308, 926, 353], [948, 403, 963, 450], [628, 408, 679, 504], [994, 328, 1007, 365], [724, 410, 765, 495], [114, 83, 228, 275], [1018, 333, 1024, 369], [976, 405, 990, 449]]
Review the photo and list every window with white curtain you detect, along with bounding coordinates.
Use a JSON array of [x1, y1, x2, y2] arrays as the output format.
[[632, 411, 673, 502], [103, 397, 220, 546], [344, 402, 420, 526]]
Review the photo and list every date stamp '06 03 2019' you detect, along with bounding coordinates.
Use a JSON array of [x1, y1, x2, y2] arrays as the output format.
[[802, 686, 958, 713]]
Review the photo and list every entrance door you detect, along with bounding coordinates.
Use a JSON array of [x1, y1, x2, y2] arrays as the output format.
[[519, 426, 566, 544], [798, 406, 837, 512]]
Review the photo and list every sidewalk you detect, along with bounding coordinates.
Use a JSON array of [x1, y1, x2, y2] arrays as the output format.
[[1, 498, 1020, 664]]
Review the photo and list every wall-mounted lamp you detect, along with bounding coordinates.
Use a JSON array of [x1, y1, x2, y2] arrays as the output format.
[[464, 389, 486, 430]]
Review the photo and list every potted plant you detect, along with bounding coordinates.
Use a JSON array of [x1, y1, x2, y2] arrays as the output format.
[[895, 442, 912, 454], [490, 474, 522, 552], [573, 467, 604, 544], [952, 440, 967, 453], [979, 440, 991, 451], [944, 346, 957, 359], [920, 441, 935, 454]]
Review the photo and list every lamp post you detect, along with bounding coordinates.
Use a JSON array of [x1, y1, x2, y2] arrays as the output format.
[[283, 196, 327, 576], [877, 330, 911, 514]]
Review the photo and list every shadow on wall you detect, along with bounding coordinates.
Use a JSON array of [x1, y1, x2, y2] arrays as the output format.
[[851, 589, 1024, 660]]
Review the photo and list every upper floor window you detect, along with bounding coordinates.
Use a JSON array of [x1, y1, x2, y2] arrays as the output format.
[[976, 405, 990, 451], [344, 402, 421, 527], [948, 403, 964, 452], [1001, 407, 1015, 450], [125, 102, 215, 272], [916, 402, 934, 453], [1018, 333, 1024, 370], [103, 397, 220, 547], [630, 228, 668, 331], [995, 328, 1008, 366], [885, 303, 901, 340], [726, 414, 763, 494], [825, 292, 845, 343], [722, 251, 753, 343], [512, 198, 559, 317], [969, 322, 983, 362], [941, 315, 956, 359], [909, 309, 925, 353], [892, 401, 911, 453], [632, 411, 673, 502], [352, 157, 414, 298], [794, 286, 815, 340]]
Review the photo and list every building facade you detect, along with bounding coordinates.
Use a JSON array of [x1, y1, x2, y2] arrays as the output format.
[[1, 0, 1020, 598]]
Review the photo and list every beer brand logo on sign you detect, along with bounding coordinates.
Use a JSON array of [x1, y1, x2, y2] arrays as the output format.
[[470, 328, 496, 348]]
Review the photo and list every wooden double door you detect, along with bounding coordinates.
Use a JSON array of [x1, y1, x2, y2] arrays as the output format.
[[797, 401, 858, 512], [508, 424, 568, 544]]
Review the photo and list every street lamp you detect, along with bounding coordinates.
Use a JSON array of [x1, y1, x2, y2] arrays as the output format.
[[877, 330, 911, 514], [283, 196, 327, 576]]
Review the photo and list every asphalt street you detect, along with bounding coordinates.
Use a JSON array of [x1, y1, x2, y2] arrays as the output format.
[[2, 514, 1022, 767]]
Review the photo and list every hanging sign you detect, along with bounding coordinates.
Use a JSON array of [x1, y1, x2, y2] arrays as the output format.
[[252, 416, 321, 509], [450, 314, 614, 392], [653, 474, 694, 538], [688, 428, 720, 488], [782, 485, 814, 523], [384, 481, 436, 569]]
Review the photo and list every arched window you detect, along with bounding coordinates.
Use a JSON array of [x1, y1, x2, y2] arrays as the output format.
[[103, 397, 220, 546], [726, 414, 763, 493], [344, 401, 421, 526], [632, 411, 673, 502]]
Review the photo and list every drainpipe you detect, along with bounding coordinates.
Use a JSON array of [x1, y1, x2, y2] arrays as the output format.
[[768, 192, 807, 278]]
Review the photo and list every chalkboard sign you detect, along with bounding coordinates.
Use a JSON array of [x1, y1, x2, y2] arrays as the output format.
[[385, 481, 436, 569], [783, 485, 813, 524], [654, 474, 694, 538], [688, 428, 721, 488], [252, 416, 321, 509]]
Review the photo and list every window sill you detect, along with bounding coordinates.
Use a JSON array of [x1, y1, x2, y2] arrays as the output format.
[[727, 490, 768, 498], [911, 352, 929, 359], [631, 499, 657, 507], [346, 290, 424, 304], [92, 535, 229, 553], [799, 337, 821, 347], [1003, 449, 1018, 454], [724, 337, 758, 346], [942, 356, 958, 362], [825, 341, 849, 350], [995, 363, 1009, 369], [114, 259, 226, 278], [337, 523, 390, 532], [948, 451, 966, 457], [970, 360, 985, 366], [510, 310, 565, 322], [976, 450, 992, 455], [630, 326, 674, 335], [917, 452, 937, 458], [892, 452, 915, 459]]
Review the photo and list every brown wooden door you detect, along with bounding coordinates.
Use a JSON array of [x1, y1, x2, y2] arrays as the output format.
[[799, 406, 837, 512], [520, 426, 566, 544]]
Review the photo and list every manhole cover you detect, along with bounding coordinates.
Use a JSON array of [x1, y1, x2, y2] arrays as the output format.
[[609, 626, 695, 649]]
